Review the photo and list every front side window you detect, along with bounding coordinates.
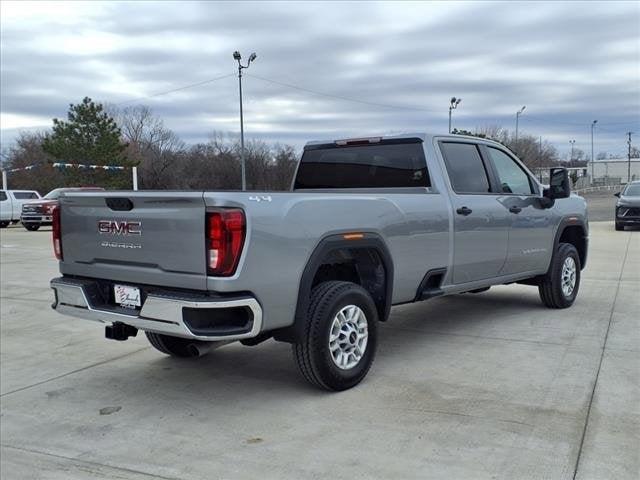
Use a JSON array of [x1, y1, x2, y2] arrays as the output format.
[[294, 142, 430, 189], [487, 147, 534, 195], [440, 142, 491, 194]]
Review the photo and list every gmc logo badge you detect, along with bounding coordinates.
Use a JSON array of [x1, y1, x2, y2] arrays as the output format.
[[98, 220, 142, 236]]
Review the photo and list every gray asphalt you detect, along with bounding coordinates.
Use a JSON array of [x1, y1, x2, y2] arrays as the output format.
[[0, 214, 638, 479], [581, 190, 619, 222]]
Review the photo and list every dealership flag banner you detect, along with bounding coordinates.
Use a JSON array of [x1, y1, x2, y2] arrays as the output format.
[[4, 163, 128, 172]]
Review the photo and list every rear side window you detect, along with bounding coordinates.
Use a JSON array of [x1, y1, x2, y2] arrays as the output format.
[[0, 191, 7, 201], [13, 192, 39, 199], [440, 142, 491, 194], [294, 142, 430, 189]]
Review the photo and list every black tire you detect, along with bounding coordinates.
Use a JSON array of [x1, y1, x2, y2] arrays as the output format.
[[145, 332, 208, 358], [0, 221, 9, 228], [23, 223, 40, 231], [615, 222, 624, 231], [538, 243, 581, 309], [11, 220, 19, 224], [292, 281, 378, 391]]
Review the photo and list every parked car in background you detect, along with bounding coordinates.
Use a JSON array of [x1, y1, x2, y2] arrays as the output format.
[[615, 180, 640, 230], [49, 133, 588, 391], [0, 190, 41, 228], [21, 187, 104, 231]]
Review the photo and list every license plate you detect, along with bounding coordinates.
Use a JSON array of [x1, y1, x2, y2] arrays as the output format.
[[114, 284, 141, 308]]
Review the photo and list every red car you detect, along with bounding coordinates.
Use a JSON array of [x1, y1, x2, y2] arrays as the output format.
[[21, 187, 104, 231]]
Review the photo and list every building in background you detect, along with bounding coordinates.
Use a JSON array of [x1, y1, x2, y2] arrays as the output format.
[[591, 157, 640, 184]]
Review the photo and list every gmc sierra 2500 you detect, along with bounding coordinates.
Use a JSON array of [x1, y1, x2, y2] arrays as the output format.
[[50, 133, 588, 391]]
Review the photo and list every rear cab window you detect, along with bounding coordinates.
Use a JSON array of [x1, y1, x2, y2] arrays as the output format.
[[13, 192, 39, 200], [294, 139, 430, 189], [0, 191, 7, 201]]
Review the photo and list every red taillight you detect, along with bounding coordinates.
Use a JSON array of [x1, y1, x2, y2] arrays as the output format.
[[52, 205, 62, 260], [207, 209, 245, 276]]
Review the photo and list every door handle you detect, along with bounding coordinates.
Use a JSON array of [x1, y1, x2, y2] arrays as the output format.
[[456, 206, 472, 216], [509, 206, 522, 214]]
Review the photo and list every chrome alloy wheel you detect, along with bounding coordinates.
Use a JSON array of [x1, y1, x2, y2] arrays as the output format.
[[561, 256, 577, 297], [329, 305, 368, 370]]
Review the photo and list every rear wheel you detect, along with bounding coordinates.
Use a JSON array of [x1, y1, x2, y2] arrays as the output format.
[[23, 223, 40, 231], [0, 221, 9, 228], [292, 281, 378, 391], [538, 243, 581, 309], [145, 332, 218, 358]]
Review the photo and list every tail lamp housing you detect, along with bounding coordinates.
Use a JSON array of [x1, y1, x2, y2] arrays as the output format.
[[207, 209, 245, 276], [52, 205, 62, 260]]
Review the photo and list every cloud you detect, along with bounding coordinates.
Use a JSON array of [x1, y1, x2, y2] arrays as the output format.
[[1, 0, 639, 156]]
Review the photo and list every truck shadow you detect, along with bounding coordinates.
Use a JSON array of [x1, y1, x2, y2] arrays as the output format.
[[107, 287, 552, 397]]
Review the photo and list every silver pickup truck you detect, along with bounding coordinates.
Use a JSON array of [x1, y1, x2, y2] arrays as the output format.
[[50, 133, 588, 390]]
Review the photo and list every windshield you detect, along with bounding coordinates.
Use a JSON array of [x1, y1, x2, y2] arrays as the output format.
[[623, 184, 640, 196], [43, 188, 63, 200]]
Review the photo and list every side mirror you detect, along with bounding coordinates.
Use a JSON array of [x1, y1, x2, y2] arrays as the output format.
[[614, 192, 620, 198], [544, 167, 571, 200]]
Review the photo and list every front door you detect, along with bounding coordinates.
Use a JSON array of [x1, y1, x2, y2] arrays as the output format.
[[482, 146, 553, 274], [439, 142, 510, 284]]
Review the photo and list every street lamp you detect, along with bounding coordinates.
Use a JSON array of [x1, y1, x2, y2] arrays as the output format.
[[569, 139, 576, 162], [590, 120, 597, 184], [515, 106, 526, 150], [233, 50, 257, 191], [448, 97, 461, 133]]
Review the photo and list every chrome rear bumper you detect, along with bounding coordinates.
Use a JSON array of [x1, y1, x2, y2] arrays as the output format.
[[50, 277, 262, 341]]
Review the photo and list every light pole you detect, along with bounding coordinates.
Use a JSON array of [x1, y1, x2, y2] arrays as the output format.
[[627, 132, 634, 184], [569, 140, 576, 162], [233, 50, 257, 191], [590, 120, 597, 184], [515, 106, 526, 151], [448, 97, 461, 133]]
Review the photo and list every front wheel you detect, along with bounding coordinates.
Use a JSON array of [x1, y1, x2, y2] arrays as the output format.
[[23, 223, 40, 231], [0, 221, 9, 228], [538, 243, 581, 309], [292, 281, 378, 391], [615, 222, 624, 231]]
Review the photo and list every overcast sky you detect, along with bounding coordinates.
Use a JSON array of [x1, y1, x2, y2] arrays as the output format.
[[1, 0, 639, 157]]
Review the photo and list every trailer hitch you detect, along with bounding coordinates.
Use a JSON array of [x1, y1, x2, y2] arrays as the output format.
[[105, 322, 138, 341]]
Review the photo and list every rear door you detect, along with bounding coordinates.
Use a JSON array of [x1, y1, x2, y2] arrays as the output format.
[[439, 141, 509, 284], [481, 146, 552, 274], [59, 191, 208, 290]]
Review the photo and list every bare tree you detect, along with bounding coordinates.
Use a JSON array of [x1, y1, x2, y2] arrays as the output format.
[[2, 131, 65, 193], [113, 105, 186, 189]]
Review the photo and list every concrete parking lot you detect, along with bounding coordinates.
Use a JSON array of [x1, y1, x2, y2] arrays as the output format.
[[1, 208, 638, 478]]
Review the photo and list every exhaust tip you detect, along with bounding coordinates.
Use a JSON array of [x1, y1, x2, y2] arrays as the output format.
[[187, 342, 212, 357]]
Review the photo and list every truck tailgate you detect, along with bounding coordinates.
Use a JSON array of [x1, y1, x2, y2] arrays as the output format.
[[59, 192, 208, 290]]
